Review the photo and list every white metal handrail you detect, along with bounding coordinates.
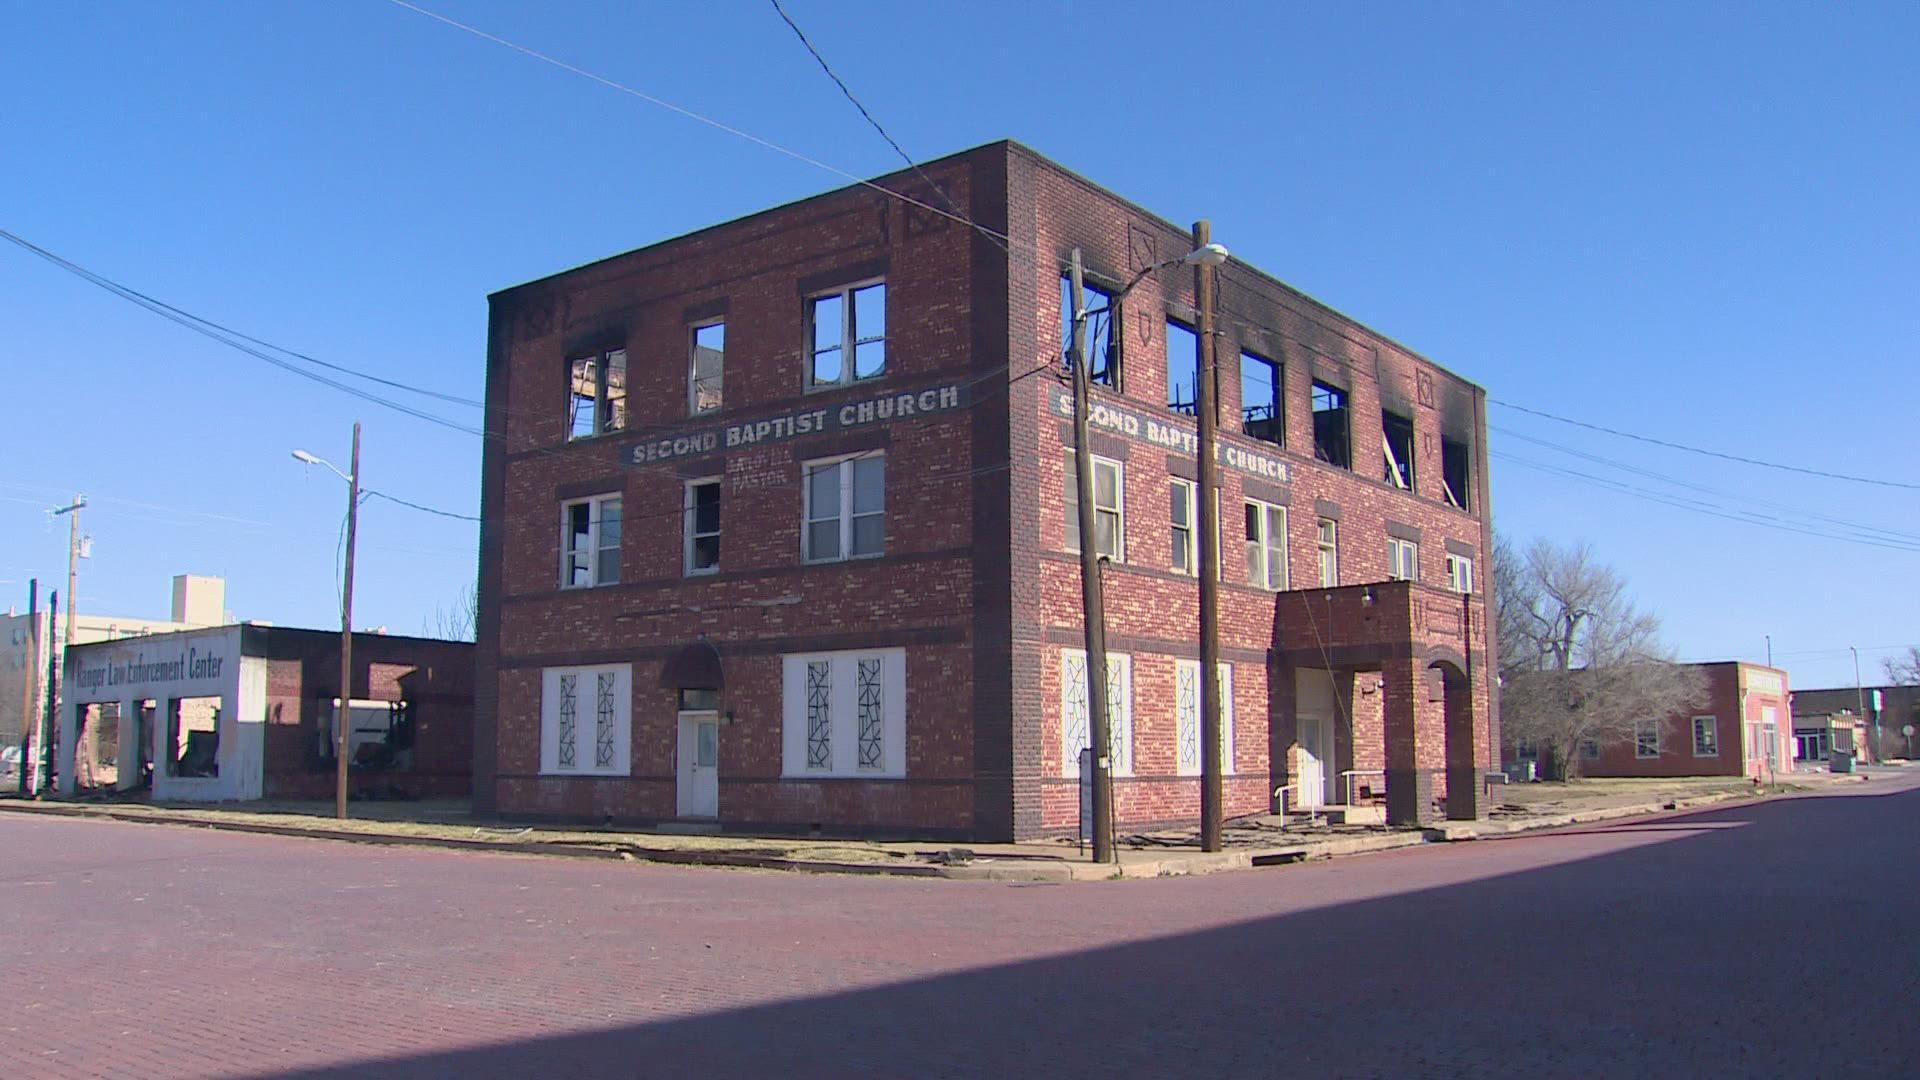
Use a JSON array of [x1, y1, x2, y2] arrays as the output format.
[[1342, 769, 1386, 808]]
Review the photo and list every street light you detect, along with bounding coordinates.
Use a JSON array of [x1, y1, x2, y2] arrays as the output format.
[[1067, 236, 1230, 863], [292, 424, 361, 820]]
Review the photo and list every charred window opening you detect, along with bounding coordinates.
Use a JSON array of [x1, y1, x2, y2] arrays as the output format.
[[1442, 434, 1471, 511], [1241, 351, 1281, 445], [1165, 319, 1198, 416], [1311, 382, 1350, 469], [1060, 276, 1119, 388], [1382, 409, 1415, 490], [567, 348, 627, 440]]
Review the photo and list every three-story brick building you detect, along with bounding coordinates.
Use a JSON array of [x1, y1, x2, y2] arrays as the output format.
[[475, 141, 1497, 840]]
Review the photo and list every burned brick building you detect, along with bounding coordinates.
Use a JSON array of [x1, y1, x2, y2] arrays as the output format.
[[474, 141, 1497, 840]]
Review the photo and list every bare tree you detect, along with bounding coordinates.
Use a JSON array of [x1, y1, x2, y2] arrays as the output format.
[[1883, 646, 1920, 686], [1496, 536, 1707, 779], [423, 582, 477, 642]]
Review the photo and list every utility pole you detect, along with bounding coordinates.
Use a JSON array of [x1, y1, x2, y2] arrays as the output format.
[[1068, 249, 1115, 864], [1194, 220, 1224, 853], [52, 497, 86, 790], [35, 591, 58, 797], [1853, 645, 1871, 763], [337, 423, 361, 820], [18, 580, 37, 795]]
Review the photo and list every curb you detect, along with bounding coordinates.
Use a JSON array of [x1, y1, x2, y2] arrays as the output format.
[[0, 798, 1430, 883], [1422, 779, 1852, 842], [0, 800, 948, 879]]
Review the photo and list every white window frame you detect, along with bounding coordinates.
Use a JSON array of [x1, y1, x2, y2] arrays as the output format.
[[1388, 537, 1419, 582], [540, 664, 632, 776], [1446, 553, 1475, 594], [689, 319, 724, 416], [1692, 715, 1719, 758], [780, 649, 906, 778], [806, 279, 886, 390], [1170, 478, 1196, 576], [1635, 719, 1661, 759], [683, 479, 721, 576], [1060, 648, 1133, 778], [1316, 518, 1339, 587], [1245, 499, 1288, 591], [1175, 659, 1235, 777], [1064, 452, 1125, 562], [802, 453, 885, 563], [559, 494, 621, 589]]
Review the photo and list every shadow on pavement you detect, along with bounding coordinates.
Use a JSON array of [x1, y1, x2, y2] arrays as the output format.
[[258, 788, 1920, 1079]]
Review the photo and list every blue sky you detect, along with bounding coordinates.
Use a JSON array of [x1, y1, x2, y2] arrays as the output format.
[[3, 1, 1914, 688]]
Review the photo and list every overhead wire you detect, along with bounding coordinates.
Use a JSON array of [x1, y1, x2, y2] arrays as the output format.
[[1492, 451, 1920, 554], [765, 0, 1005, 256], [1490, 425, 1920, 547], [1491, 398, 1919, 492]]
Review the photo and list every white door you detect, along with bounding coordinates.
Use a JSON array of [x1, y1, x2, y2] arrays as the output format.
[[676, 712, 719, 818], [1298, 715, 1331, 809]]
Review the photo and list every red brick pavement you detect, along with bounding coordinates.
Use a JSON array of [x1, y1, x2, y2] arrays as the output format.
[[4, 773, 1918, 1078]]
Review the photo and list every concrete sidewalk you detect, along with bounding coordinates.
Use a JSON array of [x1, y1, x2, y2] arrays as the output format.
[[0, 770, 1866, 880], [0, 797, 1427, 882]]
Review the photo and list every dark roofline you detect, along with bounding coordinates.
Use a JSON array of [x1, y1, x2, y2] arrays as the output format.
[[489, 140, 1015, 301], [490, 137, 1484, 392]]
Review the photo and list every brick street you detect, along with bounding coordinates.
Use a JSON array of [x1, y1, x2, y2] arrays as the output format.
[[7, 774, 1918, 1079]]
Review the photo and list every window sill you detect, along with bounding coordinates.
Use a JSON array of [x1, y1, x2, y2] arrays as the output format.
[[801, 552, 886, 566], [781, 772, 907, 781], [804, 374, 888, 395], [558, 581, 617, 591]]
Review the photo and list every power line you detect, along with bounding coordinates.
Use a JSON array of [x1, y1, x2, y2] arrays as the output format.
[[1491, 398, 1920, 492], [1492, 451, 1920, 553], [0, 228, 481, 410], [384, 0, 1017, 255], [362, 489, 481, 522], [0, 228, 486, 436], [766, 0, 1002, 255], [1490, 424, 1920, 546]]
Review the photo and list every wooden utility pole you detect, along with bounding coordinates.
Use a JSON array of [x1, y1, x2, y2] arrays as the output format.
[[1194, 220, 1225, 852], [1068, 249, 1116, 864], [52, 496, 88, 789], [336, 423, 361, 820], [18, 580, 37, 795]]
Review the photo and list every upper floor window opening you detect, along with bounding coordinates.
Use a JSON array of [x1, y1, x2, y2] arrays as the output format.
[[1064, 451, 1125, 562], [808, 282, 886, 389], [1442, 434, 1472, 511], [561, 494, 621, 589], [1383, 409, 1415, 490], [1241, 350, 1282, 446], [690, 321, 725, 415], [1312, 381, 1350, 469], [1060, 275, 1119, 389], [684, 479, 721, 575], [1166, 318, 1199, 416], [1387, 537, 1418, 583], [803, 453, 885, 562], [567, 348, 627, 440]]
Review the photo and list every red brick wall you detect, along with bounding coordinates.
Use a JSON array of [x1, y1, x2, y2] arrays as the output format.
[[481, 149, 994, 835], [1575, 663, 1790, 780], [258, 628, 473, 800], [1013, 146, 1493, 831], [474, 141, 1495, 839]]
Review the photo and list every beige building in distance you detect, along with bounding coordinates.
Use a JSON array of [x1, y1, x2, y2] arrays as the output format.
[[4, 575, 230, 777]]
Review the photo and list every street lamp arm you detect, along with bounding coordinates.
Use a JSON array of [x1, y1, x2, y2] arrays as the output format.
[[1111, 242, 1232, 302], [291, 449, 354, 484]]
